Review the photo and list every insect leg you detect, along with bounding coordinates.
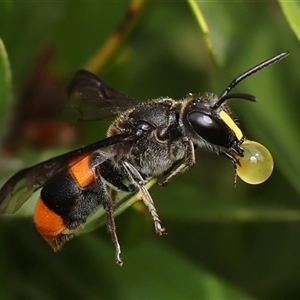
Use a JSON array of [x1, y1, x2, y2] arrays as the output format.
[[98, 160, 135, 192], [158, 137, 195, 187], [121, 161, 165, 235], [94, 166, 123, 266]]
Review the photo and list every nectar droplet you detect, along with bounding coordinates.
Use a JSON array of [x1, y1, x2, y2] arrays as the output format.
[[236, 140, 273, 184]]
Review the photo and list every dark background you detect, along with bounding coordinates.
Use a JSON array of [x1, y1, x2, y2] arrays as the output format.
[[0, 2, 300, 299]]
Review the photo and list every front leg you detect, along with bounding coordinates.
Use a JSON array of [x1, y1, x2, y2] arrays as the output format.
[[158, 137, 195, 187]]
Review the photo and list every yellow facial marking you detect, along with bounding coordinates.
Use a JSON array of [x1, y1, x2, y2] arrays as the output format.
[[219, 110, 243, 141]]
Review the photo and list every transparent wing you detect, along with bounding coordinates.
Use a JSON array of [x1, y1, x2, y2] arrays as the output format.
[[65, 70, 139, 123]]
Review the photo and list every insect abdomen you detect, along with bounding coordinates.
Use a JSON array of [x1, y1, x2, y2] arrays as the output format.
[[34, 156, 96, 250]]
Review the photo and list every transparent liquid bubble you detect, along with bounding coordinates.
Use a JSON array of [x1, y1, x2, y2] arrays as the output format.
[[236, 140, 274, 184]]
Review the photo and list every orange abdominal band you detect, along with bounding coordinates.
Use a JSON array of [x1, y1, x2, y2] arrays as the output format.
[[69, 155, 94, 188], [34, 198, 66, 249]]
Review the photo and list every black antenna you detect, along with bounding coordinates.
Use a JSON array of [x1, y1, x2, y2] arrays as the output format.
[[213, 51, 290, 109]]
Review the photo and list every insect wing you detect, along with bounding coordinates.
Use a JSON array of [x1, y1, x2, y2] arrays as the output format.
[[65, 70, 139, 123], [0, 155, 81, 215], [0, 132, 137, 214]]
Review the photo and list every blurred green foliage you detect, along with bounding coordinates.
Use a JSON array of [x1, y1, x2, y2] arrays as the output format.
[[0, 1, 300, 299]]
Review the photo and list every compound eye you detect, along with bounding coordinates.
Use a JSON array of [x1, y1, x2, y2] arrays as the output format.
[[236, 140, 273, 184], [188, 111, 230, 146]]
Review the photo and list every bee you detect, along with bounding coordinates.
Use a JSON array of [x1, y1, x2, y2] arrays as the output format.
[[0, 51, 289, 265]]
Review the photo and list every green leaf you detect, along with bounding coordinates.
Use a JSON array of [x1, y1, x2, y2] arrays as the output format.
[[278, 1, 300, 41], [0, 38, 12, 128], [187, 1, 216, 63]]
